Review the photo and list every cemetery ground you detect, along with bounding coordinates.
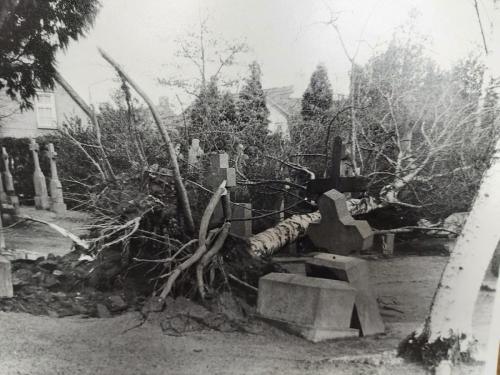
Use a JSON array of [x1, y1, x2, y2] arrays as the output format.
[[0, 208, 496, 374]]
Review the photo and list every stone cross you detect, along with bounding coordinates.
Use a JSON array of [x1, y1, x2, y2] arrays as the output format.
[[306, 136, 368, 200], [307, 189, 373, 254], [2, 147, 19, 209], [47, 143, 66, 214], [206, 153, 236, 226], [206, 153, 236, 190], [187, 138, 204, 171], [29, 139, 50, 210]]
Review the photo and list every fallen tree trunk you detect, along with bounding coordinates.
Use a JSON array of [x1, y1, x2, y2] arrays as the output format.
[[248, 212, 320, 258], [98, 48, 195, 235], [246, 194, 386, 257]]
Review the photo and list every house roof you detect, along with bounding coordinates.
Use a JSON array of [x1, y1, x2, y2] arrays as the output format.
[[264, 86, 301, 119]]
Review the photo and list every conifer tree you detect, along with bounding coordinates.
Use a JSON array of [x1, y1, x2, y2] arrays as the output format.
[[237, 61, 270, 150], [296, 64, 334, 174], [301, 64, 333, 123]]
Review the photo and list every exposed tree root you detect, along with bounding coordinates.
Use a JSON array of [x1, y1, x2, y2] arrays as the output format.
[[157, 181, 227, 306], [398, 329, 477, 368]]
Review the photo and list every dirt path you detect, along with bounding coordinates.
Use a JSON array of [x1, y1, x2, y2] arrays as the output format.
[[4, 206, 91, 257], [0, 255, 495, 374], [0, 213, 496, 374]]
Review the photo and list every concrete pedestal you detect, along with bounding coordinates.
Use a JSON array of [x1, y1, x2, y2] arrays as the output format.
[[306, 253, 385, 336], [257, 273, 358, 342]]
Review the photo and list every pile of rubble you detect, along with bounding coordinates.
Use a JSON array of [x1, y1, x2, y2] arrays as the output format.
[[0, 251, 133, 318]]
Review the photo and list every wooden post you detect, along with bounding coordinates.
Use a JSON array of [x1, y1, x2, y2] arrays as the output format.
[[29, 139, 50, 210], [47, 143, 66, 214], [2, 147, 19, 210]]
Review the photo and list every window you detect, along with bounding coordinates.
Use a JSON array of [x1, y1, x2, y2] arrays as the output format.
[[35, 92, 57, 128]]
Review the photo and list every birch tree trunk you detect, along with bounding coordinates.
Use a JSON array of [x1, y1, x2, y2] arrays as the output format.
[[248, 212, 320, 257], [400, 137, 500, 365], [246, 196, 383, 257]]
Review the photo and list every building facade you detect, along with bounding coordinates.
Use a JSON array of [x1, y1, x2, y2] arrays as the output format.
[[264, 86, 300, 139], [0, 83, 90, 138]]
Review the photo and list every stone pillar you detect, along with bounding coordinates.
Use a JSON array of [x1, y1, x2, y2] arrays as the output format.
[[47, 143, 67, 214], [373, 233, 395, 257], [29, 139, 50, 210], [2, 147, 19, 209], [0, 208, 13, 297], [0, 255, 13, 298], [0, 171, 7, 203]]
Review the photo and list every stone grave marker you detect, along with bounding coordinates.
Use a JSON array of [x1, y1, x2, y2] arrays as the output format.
[[2, 147, 19, 209], [0, 255, 13, 298], [0, 171, 8, 203], [47, 143, 67, 214], [305, 253, 385, 336], [307, 189, 373, 254], [30, 140, 50, 210], [230, 203, 252, 238], [257, 273, 359, 342], [206, 153, 236, 225], [187, 138, 204, 171], [306, 136, 368, 200]]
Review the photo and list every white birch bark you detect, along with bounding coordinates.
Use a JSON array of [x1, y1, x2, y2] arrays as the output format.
[[248, 212, 321, 257], [424, 138, 500, 344]]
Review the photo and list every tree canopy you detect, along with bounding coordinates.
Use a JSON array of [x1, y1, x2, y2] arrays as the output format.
[[0, 0, 100, 109]]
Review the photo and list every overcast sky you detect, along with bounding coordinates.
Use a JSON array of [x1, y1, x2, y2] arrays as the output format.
[[56, 0, 497, 112]]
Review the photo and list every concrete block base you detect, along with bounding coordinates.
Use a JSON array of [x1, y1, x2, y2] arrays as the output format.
[[8, 195, 19, 208], [0, 255, 13, 298], [257, 273, 357, 342], [263, 317, 359, 342], [51, 202, 67, 215], [306, 253, 385, 336], [35, 196, 50, 210]]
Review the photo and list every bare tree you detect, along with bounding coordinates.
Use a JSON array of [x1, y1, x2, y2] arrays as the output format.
[[158, 18, 248, 98], [398, 2, 500, 369], [347, 36, 495, 215]]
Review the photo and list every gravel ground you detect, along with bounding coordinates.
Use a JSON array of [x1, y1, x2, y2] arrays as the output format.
[[0, 256, 495, 375]]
